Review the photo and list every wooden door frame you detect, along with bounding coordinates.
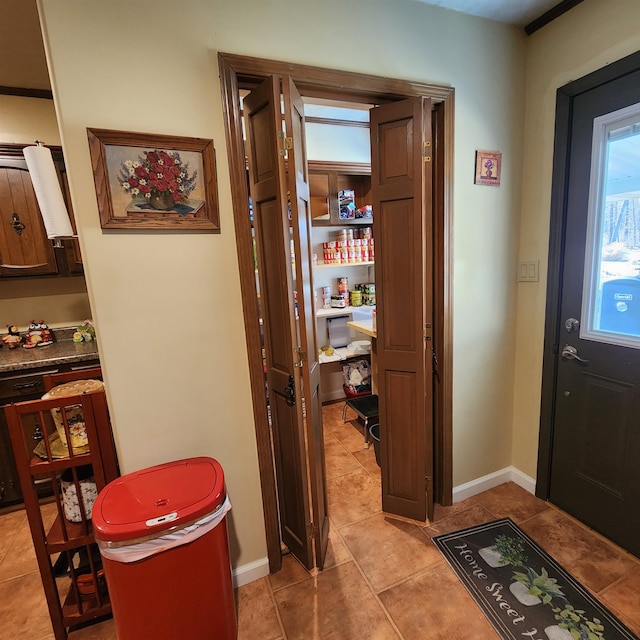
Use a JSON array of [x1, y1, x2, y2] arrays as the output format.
[[536, 50, 640, 499], [218, 52, 454, 572]]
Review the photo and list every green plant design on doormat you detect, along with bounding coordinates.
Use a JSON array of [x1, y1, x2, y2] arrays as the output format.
[[493, 534, 529, 567], [512, 566, 565, 604], [551, 604, 606, 640]]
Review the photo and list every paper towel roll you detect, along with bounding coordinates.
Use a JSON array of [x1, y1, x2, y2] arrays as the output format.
[[23, 144, 74, 238]]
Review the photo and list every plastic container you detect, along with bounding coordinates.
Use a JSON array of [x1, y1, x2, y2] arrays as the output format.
[[92, 457, 236, 640], [41, 379, 104, 454]]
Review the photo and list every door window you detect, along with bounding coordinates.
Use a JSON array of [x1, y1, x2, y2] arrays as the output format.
[[581, 102, 640, 348]]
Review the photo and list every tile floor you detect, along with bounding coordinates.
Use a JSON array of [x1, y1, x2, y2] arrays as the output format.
[[1, 400, 639, 639]]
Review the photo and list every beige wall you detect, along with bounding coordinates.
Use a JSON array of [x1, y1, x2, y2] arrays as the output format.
[[512, 0, 640, 477], [0, 94, 91, 331], [0, 95, 59, 144], [0, 278, 91, 331], [38, 0, 526, 570]]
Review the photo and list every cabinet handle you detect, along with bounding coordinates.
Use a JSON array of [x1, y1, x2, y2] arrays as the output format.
[[12, 381, 40, 390]]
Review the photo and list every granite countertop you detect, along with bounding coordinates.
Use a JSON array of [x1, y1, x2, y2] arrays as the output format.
[[0, 328, 99, 374]]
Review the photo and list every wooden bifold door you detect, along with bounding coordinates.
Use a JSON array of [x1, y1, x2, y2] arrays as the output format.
[[219, 52, 454, 573]]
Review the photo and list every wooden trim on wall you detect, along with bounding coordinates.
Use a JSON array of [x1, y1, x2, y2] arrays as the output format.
[[524, 0, 584, 36], [536, 88, 571, 499], [218, 52, 454, 568], [0, 86, 53, 99], [305, 116, 369, 129], [432, 99, 454, 505], [221, 52, 453, 105], [0, 142, 62, 160]]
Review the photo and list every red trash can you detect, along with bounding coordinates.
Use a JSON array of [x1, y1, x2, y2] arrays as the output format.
[[92, 457, 236, 640]]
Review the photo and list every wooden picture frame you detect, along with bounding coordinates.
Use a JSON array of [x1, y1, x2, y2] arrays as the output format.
[[87, 128, 220, 231], [474, 150, 502, 187]]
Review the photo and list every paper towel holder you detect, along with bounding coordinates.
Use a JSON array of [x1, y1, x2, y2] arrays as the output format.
[[24, 140, 76, 246]]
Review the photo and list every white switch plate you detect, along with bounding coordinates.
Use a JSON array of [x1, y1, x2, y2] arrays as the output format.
[[518, 260, 539, 282]]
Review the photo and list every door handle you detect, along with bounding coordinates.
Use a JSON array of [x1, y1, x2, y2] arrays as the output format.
[[561, 344, 589, 364]]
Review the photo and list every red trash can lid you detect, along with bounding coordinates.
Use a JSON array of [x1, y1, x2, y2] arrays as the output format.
[[93, 457, 225, 543]]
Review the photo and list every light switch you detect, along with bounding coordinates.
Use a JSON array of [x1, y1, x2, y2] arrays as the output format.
[[518, 260, 539, 282]]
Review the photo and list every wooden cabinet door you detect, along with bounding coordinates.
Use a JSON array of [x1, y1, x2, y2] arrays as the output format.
[[0, 156, 58, 277], [244, 75, 328, 570], [371, 97, 434, 522], [308, 161, 372, 226]]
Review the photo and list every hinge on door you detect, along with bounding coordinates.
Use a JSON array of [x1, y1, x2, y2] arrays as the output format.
[[423, 140, 431, 163], [277, 130, 287, 157], [307, 521, 319, 540], [424, 322, 432, 341], [277, 131, 293, 157], [293, 345, 306, 368], [425, 476, 432, 490]]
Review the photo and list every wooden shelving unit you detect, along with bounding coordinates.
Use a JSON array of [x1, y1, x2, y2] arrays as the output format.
[[4, 379, 117, 640]]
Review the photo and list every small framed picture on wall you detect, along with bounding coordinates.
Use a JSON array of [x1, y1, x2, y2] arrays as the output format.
[[474, 150, 502, 187]]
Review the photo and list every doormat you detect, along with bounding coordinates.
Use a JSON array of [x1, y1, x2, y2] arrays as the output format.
[[432, 518, 638, 640]]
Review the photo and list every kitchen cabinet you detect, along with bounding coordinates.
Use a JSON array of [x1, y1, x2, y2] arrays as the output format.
[[5, 368, 116, 640], [0, 143, 83, 278], [309, 161, 372, 226], [0, 358, 99, 507]]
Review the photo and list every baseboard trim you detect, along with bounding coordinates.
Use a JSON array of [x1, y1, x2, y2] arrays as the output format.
[[232, 556, 270, 588], [453, 466, 536, 503]]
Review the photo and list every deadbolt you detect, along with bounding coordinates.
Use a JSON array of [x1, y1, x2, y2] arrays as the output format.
[[564, 317, 580, 333]]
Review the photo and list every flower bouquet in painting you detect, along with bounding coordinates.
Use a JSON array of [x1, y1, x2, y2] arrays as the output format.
[[117, 149, 203, 217]]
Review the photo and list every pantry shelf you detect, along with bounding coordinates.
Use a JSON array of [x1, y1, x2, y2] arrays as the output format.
[[317, 306, 373, 318], [315, 260, 375, 269]]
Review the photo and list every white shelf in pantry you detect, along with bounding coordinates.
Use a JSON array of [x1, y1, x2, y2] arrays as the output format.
[[317, 306, 372, 318], [315, 261, 374, 269], [318, 345, 371, 364]]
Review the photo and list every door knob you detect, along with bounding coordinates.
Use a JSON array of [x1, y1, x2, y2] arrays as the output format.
[[561, 344, 589, 364]]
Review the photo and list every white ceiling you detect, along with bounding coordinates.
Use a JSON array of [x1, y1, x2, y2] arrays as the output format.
[[413, 0, 564, 27]]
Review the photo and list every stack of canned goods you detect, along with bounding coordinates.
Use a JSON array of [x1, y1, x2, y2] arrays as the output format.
[[336, 277, 349, 306], [319, 276, 376, 310], [353, 282, 376, 306], [321, 228, 374, 265]]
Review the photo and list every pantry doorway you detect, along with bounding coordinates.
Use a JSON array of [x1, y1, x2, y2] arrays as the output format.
[[219, 53, 454, 573]]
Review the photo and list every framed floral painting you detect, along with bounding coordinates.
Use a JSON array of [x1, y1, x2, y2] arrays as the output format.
[[474, 150, 502, 187], [87, 129, 220, 231]]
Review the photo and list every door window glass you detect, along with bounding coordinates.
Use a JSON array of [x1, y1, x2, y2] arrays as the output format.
[[581, 102, 640, 348]]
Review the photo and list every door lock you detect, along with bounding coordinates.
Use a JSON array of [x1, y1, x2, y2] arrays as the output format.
[[564, 317, 580, 333]]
